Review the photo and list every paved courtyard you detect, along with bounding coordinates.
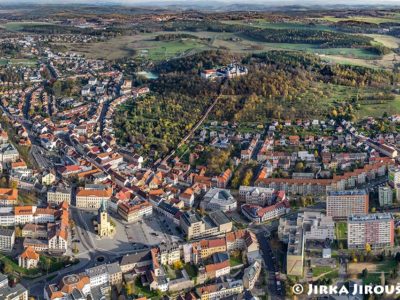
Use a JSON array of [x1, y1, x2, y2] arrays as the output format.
[[72, 208, 184, 257]]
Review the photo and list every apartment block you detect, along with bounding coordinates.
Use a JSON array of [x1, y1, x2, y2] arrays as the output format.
[[347, 213, 394, 249], [0, 228, 15, 252], [326, 189, 369, 219], [378, 186, 393, 207]]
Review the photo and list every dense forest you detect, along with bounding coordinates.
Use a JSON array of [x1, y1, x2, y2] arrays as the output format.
[[155, 33, 200, 41], [242, 28, 373, 48], [162, 20, 252, 33], [154, 50, 238, 73], [0, 67, 23, 83], [18, 24, 125, 38], [211, 51, 396, 122], [0, 42, 22, 56]]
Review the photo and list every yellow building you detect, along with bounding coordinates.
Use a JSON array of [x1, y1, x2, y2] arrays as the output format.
[[94, 201, 114, 238]]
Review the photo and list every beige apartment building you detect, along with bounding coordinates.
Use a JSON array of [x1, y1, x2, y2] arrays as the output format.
[[326, 189, 368, 219]]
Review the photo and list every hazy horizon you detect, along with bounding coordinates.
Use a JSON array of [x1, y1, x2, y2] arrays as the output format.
[[2, 0, 400, 5]]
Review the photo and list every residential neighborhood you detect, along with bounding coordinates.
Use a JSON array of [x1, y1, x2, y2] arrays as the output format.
[[1, 2, 400, 300]]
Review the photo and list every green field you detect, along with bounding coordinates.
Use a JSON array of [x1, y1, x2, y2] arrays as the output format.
[[0, 21, 53, 31], [56, 27, 382, 62], [257, 43, 379, 60], [316, 48, 379, 59], [221, 19, 332, 31], [357, 95, 400, 119], [58, 33, 212, 60], [144, 39, 208, 60], [318, 15, 400, 24]]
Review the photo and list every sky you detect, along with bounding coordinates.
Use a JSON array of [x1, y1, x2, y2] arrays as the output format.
[[3, 0, 400, 4]]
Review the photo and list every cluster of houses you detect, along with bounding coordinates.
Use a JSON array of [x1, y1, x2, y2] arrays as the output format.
[[44, 228, 262, 299], [4, 33, 400, 299], [0, 199, 69, 260]]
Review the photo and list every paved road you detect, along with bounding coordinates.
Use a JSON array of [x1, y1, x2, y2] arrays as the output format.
[[256, 231, 284, 299]]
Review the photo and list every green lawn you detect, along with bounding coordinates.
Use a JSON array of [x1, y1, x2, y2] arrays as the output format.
[[144, 39, 208, 60], [0, 252, 75, 279], [336, 222, 347, 240], [322, 270, 339, 280], [315, 48, 379, 60], [39, 255, 74, 274], [360, 259, 397, 284], [230, 255, 243, 267], [377, 259, 397, 273], [165, 265, 178, 280], [132, 278, 160, 299], [363, 272, 382, 285], [221, 19, 331, 31], [312, 266, 335, 277], [0, 254, 41, 277], [237, 122, 265, 134]]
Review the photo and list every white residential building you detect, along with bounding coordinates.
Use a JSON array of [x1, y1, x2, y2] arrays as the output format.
[[200, 188, 237, 212], [86, 264, 109, 287], [239, 186, 277, 206]]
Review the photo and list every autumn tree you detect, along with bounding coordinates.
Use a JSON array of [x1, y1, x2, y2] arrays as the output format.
[[295, 162, 304, 172], [15, 226, 22, 238], [172, 260, 183, 270], [241, 169, 253, 186], [3, 263, 12, 274], [125, 283, 133, 295]]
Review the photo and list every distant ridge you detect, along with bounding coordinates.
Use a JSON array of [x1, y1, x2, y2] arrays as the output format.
[[1, 0, 400, 12]]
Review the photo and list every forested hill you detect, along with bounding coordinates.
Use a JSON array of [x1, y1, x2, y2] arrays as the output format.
[[242, 28, 373, 48], [154, 50, 238, 74], [114, 50, 397, 156]]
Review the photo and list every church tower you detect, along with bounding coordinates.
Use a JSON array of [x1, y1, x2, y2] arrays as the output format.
[[97, 200, 111, 238]]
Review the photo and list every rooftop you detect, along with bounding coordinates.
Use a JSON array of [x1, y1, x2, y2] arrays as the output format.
[[327, 189, 367, 196], [348, 213, 393, 222]]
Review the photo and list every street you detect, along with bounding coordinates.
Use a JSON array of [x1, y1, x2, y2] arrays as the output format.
[[256, 231, 284, 299]]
